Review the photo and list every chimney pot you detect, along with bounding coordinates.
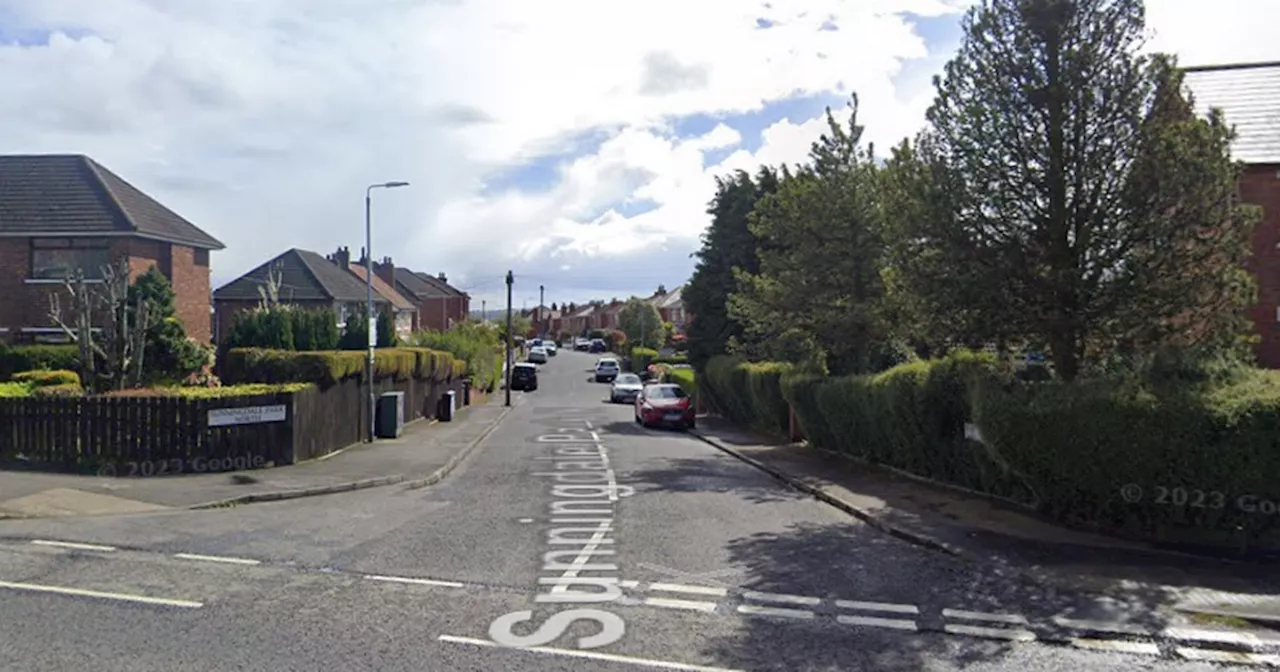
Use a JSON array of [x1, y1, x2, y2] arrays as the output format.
[[438, 272, 447, 282]]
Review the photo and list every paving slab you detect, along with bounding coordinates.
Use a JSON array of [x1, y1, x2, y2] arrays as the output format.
[[0, 398, 510, 518]]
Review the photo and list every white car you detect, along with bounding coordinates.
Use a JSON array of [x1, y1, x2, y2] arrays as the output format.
[[528, 346, 549, 364], [544, 341, 558, 356], [610, 373, 644, 403], [594, 357, 620, 382]]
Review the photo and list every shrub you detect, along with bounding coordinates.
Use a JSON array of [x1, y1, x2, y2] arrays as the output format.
[[0, 345, 80, 380], [972, 370, 1280, 550], [701, 355, 793, 435], [225, 306, 343, 352], [12, 369, 81, 388], [631, 348, 659, 372], [412, 324, 502, 391], [31, 383, 84, 398], [221, 347, 460, 386], [667, 367, 696, 397], [0, 382, 31, 398], [653, 354, 689, 366]]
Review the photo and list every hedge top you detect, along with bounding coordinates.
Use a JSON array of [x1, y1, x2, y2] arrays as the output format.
[[222, 347, 465, 386]]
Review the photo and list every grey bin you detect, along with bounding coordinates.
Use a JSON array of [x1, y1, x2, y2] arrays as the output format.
[[438, 390, 457, 422], [376, 391, 406, 439]]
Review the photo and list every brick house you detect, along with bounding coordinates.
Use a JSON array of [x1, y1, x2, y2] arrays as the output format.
[[564, 304, 597, 335], [1184, 62, 1280, 366], [212, 248, 391, 344], [652, 285, 687, 331], [327, 247, 417, 341], [0, 154, 224, 343], [370, 258, 470, 332]]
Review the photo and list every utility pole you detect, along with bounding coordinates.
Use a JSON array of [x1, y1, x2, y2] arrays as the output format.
[[539, 284, 545, 337], [481, 299, 486, 322], [505, 270, 514, 407]]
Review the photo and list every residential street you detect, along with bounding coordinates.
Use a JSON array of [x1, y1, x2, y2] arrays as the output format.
[[0, 351, 1266, 671]]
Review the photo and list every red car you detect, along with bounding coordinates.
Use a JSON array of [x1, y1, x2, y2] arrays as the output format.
[[634, 383, 696, 430]]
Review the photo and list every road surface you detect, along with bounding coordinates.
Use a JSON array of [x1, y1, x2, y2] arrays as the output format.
[[0, 350, 1250, 671]]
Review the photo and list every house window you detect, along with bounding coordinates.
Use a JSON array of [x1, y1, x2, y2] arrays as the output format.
[[194, 249, 209, 267], [30, 238, 110, 280]]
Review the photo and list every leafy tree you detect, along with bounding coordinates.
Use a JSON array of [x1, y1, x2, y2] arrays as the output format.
[[683, 166, 779, 369], [618, 298, 665, 350], [498, 313, 532, 344], [376, 307, 397, 347], [907, 0, 1258, 380], [730, 96, 894, 375]]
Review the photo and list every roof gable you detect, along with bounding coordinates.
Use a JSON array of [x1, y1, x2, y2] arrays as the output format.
[[414, 272, 466, 297], [214, 248, 388, 304], [393, 268, 447, 299], [348, 264, 416, 310], [0, 154, 225, 249], [1183, 62, 1280, 164]]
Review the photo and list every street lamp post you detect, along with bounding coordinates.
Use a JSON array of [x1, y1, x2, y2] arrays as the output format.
[[365, 181, 410, 443]]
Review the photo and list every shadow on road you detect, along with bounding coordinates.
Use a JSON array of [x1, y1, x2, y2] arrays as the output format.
[[690, 520, 1180, 670], [625, 455, 806, 505]]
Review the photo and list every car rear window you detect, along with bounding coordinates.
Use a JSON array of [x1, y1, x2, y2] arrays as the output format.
[[648, 386, 687, 399]]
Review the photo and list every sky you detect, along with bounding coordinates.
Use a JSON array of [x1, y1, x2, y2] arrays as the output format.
[[1, 0, 1276, 310]]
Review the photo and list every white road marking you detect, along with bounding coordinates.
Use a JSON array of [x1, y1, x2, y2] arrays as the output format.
[[364, 574, 465, 588], [547, 520, 612, 593], [1052, 617, 1149, 636], [173, 553, 261, 566], [742, 590, 820, 606], [648, 583, 729, 597], [584, 421, 594, 429], [944, 624, 1036, 641], [1163, 627, 1267, 646], [31, 539, 117, 552], [942, 608, 1029, 625], [644, 597, 719, 613], [518, 518, 535, 523], [837, 614, 919, 631], [438, 634, 746, 671], [835, 600, 919, 615], [0, 580, 202, 608], [736, 604, 814, 619], [619, 580, 639, 588], [1070, 638, 1161, 655], [1176, 648, 1280, 665]]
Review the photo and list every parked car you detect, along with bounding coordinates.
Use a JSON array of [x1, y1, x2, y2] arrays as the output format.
[[575, 338, 591, 351], [510, 362, 538, 391], [634, 383, 695, 429], [528, 346, 549, 364], [594, 357, 620, 382], [544, 341, 558, 356], [589, 338, 607, 353], [609, 373, 644, 403]]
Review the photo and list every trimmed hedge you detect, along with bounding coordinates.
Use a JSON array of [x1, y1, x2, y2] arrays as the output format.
[[631, 348, 659, 372], [32, 383, 85, 398], [0, 382, 31, 398], [973, 373, 1280, 550], [412, 325, 504, 392], [783, 350, 1024, 500], [0, 345, 80, 380], [221, 347, 462, 386], [702, 355, 793, 436], [667, 367, 696, 396], [12, 369, 81, 388]]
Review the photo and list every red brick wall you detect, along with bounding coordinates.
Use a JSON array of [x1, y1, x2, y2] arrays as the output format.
[[1242, 165, 1280, 368], [169, 245, 212, 343], [0, 237, 132, 341]]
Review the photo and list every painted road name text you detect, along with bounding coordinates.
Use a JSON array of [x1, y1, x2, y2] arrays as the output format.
[[490, 412, 628, 650]]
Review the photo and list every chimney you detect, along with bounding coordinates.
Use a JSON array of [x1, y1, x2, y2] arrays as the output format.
[[330, 246, 350, 268], [437, 272, 447, 284], [372, 255, 396, 288]]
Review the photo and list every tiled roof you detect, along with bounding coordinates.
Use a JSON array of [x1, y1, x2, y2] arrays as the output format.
[[0, 154, 224, 249], [1183, 62, 1280, 164], [414, 272, 467, 297], [656, 285, 684, 309], [347, 264, 416, 311], [392, 268, 448, 299], [214, 248, 389, 304]]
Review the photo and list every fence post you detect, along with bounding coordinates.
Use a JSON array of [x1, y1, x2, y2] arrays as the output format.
[[788, 404, 802, 443]]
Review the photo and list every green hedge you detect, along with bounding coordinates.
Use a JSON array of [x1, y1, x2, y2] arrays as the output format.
[[222, 347, 462, 386], [0, 382, 31, 398], [12, 369, 81, 388], [0, 345, 80, 380], [973, 373, 1280, 550], [631, 348, 659, 372], [783, 350, 1023, 498], [31, 383, 85, 398], [667, 368, 696, 396], [702, 355, 793, 436], [654, 354, 689, 366], [412, 325, 503, 391]]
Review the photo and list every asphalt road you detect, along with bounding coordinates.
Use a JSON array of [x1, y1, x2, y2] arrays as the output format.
[[0, 350, 1251, 671]]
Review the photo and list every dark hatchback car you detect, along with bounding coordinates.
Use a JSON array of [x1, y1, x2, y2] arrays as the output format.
[[510, 362, 538, 391], [589, 338, 607, 353]]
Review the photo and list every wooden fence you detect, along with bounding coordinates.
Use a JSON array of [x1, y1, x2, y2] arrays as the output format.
[[0, 376, 465, 475]]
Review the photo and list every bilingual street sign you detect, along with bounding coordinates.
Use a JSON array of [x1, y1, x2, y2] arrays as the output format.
[[208, 405, 287, 427]]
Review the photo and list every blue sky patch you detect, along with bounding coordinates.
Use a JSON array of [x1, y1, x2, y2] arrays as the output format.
[[613, 197, 659, 219], [479, 127, 614, 196], [891, 12, 964, 94], [0, 21, 95, 47], [671, 91, 845, 162]]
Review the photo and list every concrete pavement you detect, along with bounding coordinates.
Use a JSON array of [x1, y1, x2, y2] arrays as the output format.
[[0, 350, 1274, 670], [0, 395, 509, 518]]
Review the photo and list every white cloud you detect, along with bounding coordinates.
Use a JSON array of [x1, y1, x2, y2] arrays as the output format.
[[0, 0, 1273, 308]]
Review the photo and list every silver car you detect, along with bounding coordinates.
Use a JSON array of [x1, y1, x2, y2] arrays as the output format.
[[609, 373, 643, 403], [527, 346, 548, 364]]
